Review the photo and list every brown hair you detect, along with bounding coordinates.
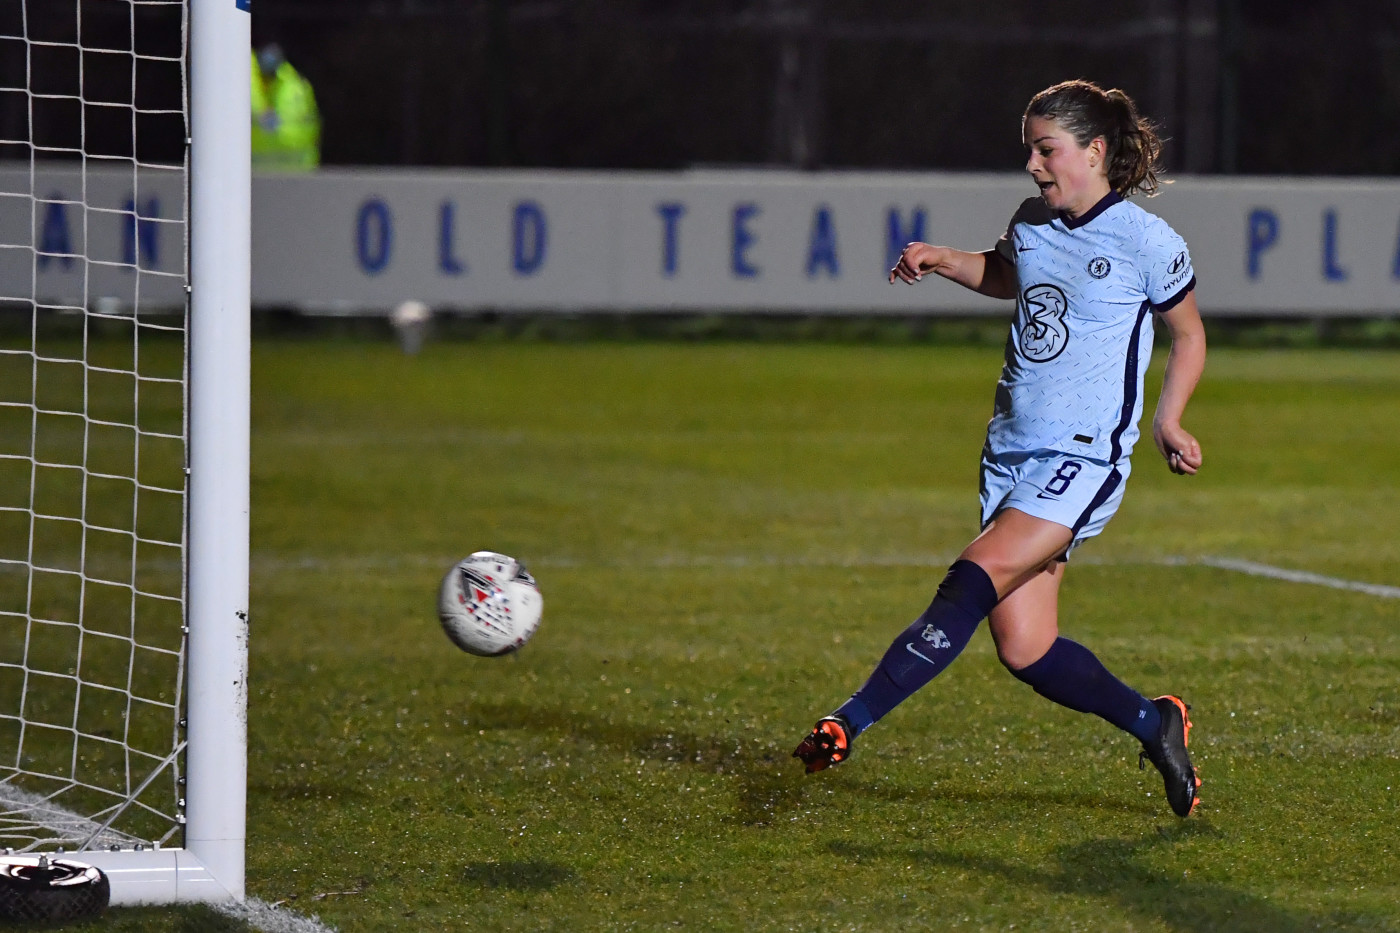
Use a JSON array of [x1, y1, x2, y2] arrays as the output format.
[[1024, 79, 1165, 198]]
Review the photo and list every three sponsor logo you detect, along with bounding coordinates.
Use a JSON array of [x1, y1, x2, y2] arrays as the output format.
[[1018, 283, 1071, 363]]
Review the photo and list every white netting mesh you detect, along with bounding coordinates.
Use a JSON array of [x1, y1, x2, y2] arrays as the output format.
[[0, 0, 189, 851]]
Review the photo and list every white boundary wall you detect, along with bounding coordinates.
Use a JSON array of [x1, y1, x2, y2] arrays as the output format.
[[9, 167, 1400, 316]]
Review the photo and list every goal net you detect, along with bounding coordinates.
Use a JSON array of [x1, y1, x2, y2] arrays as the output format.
[[0, 0, 247, 904]]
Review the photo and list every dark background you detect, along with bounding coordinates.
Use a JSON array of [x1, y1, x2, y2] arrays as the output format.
[[5, 0, 1400, 176]]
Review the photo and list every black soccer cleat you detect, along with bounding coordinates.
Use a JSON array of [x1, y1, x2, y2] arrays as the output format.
[[793, 715, 853, 774], [1139, 695, 1201, 817]]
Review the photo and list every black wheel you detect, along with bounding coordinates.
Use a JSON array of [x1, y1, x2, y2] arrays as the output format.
[[0, 856, 110, 925]]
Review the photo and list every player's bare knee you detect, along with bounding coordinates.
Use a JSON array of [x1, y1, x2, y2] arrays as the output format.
[[989, 617, 1057, 671], [994, 637, 1042, 672], [956, 547, 1018, 593], [960, 534, 1066, 592]]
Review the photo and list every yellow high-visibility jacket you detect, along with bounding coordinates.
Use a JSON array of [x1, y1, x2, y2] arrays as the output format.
[[251, 53, 321, 170]]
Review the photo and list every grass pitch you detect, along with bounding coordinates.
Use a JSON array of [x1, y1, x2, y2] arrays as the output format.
[[78, 338, 1400, 930]]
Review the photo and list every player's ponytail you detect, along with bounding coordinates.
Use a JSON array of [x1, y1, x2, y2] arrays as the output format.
[[1025, 80, 1166, 198], [1103, 88, 1163, 197]]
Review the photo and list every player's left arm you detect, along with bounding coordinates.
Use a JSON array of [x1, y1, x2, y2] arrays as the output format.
[[1152, 291, 1206, 475]]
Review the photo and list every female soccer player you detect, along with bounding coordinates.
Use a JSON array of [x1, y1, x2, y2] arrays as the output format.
[[793, 79, 1206, 817]]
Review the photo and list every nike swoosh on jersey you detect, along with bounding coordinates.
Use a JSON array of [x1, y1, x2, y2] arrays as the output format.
[[1035, 491, 1059, 500], [905, 643, 936, 665]]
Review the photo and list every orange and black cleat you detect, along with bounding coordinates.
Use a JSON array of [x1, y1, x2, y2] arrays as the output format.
[[1139, 694, 1201, 817], [793, 715, 853, 774]]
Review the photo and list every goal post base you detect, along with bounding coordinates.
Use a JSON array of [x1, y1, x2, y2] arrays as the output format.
[[77, 848, 241, 906]]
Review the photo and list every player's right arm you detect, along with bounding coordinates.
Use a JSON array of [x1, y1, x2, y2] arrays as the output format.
[[888, 244, 1017, 300]]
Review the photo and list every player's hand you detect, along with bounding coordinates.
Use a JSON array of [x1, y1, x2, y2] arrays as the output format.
[[1153, 419, 1202, 475], [889, 242, 943, 284]]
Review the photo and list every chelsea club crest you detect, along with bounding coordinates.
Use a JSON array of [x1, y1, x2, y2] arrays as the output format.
[[1087, 257, 1111, 279]]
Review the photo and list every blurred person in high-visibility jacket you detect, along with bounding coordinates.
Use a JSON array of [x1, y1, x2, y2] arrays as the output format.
[[251, 43, 320, 171]]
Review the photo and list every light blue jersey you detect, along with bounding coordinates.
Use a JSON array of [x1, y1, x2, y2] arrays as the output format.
[[989, 190, 1195, 464]]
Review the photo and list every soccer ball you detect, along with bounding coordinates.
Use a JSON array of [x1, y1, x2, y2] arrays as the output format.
[[437, 551, 543, 656]]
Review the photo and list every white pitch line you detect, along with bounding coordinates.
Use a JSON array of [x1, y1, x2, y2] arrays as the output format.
[[250, 551, 1400, 600], [1180, 556, 1400, 600], [544, 552, 1400, 600], [217, 897, 338, 933]]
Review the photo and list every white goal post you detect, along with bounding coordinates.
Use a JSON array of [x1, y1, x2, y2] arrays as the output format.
[[0, 0, 248, 905]]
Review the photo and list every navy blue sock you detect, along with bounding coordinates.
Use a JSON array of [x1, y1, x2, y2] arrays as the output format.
[[1009, 636, 1161, 743], [835, 560, 999, 736]]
